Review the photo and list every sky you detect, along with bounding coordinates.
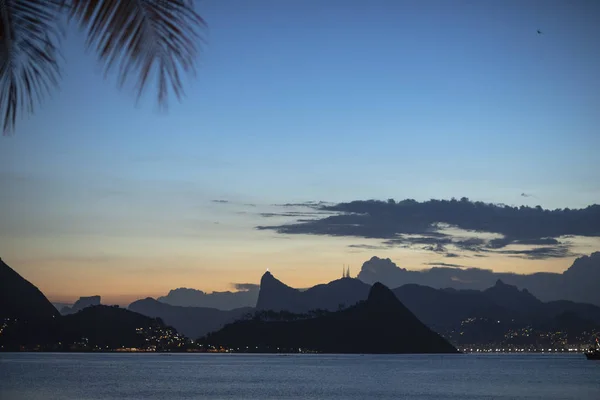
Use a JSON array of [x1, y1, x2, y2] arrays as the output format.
[[1, 0, 599, 305]]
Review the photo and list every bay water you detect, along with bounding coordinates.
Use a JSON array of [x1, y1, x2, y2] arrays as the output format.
[[1, 353, 599, 399]]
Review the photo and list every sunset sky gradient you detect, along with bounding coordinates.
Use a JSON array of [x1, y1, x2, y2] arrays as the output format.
[[1, 0, 599, 305]]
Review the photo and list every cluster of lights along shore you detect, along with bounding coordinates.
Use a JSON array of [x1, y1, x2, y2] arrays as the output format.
[[1, 317, 597, 353], [460, 348, 588, 353]]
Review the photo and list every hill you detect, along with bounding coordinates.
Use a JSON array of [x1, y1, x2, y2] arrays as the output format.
[[60, 305, 185, 350], [1, 304, 186, 351], [256, 271, 370, 313], [394, 280, 600, 330], [60, 296, 101, 315], [392, 283, 511, 330], [0, 259, 188, 351], [128, 298, 252, 338], [157, 286, 259, 310], [200, 283, 458, 354], [0, 258, 59, 323]]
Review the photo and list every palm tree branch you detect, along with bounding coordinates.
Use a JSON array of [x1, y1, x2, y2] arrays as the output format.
[[63, 0, 205, 109], [0, 0, 62, 135]]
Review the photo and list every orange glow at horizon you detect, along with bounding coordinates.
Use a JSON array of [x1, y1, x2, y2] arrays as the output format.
[[4, 235, 595, 306]]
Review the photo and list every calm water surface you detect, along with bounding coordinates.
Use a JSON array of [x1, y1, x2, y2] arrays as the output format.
[[1, 353, 599, 399]]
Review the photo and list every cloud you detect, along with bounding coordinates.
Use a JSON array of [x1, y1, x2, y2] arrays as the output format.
[[348, 244, 390, 250], [257, 198, 600, 259], [488, 237, 560, 249], [495, 245, 574, 260], [424, 262, 468, 268], [231, 283, 260, 292], [260, 212, 326, 218], [273, 201, 334, 208]]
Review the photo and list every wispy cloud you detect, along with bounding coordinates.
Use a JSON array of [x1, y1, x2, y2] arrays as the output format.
[[424, 262, 467, 268], [231, 283, 259, 291], [521, 192, 538, 198], [273, 201, 334, 208], [348, 244, 390, 250]]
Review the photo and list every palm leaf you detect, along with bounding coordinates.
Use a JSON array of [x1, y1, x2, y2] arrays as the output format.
[[63, 0, 205, 110], [0, 0, 62, 135]]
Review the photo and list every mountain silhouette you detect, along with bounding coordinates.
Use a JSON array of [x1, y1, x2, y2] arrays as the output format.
[[1, 302, 180, 351], [157, 286, 258, 310], [357, 253, 600, 306], [201, 282, 458, 354], [254, 269, 600, 334], [128, 298, 252, 338], [392, 284, 511, 330], [0, 260, 184, 351], [4, 255, 599, 351], [482, 280, 543, 315], [256, 271, 302, 311], [256, 271, 370, 312], [395, 280, 600, 330], [0, 257, 59, 323], [60, 295, 101, 315], [59, 305, 175, 350], [542, 300, 600, 325], [542, 311, 598, 335]]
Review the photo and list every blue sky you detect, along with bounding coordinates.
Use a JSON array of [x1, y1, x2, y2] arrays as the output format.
[[1, 0, 599, 303]]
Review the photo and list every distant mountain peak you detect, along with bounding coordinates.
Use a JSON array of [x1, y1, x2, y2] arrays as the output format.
[[260, 271, 301, 292], [60, 295, 101, 315], [256, 271, 370, 312], [262, 270, 273, 279], [484, 277, 542, 311], [367, 282, 398, 305], [260, 270, 289, 288], [157, 285, 258, 310], [490, 279, 521, 292]]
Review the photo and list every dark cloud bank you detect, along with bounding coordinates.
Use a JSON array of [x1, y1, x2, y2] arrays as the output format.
[[257, 198, 600, 260]]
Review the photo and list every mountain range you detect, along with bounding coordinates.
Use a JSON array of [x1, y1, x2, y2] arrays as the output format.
[[0, 259, 183, 351], [0, 258, 458, 354], [124, 268, 600, 348], [256, 269, 600, 326], [359, 253, 600, 306], [60, 296, 101, 315], [200, 283, 458, 354], [256, 271, 369, 312], [128, 298, 252, 338], [2, 253, 600, 351], [157, 286, 259, 310], [134, 252, 600, 310]]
